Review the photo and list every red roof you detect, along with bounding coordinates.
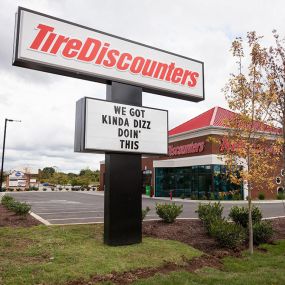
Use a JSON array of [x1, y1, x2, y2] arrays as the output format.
[[169, 106, 280, 136], [169, 106, 230, 136]]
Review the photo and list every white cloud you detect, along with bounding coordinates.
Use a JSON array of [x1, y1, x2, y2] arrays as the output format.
[[1, 0, 285, 172]]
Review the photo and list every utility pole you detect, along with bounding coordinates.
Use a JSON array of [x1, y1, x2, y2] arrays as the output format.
[[0, 119, 21, 191]]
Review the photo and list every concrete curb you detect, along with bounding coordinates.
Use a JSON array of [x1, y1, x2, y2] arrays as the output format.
[[29, 216, 285, 227], [142, 195, 285, 204], [30, 212, 50, 225], [74, 191, 104, 196], [47, 221, 104, 226], [36, 217, 200, 226], [262, 215, 285, 220]]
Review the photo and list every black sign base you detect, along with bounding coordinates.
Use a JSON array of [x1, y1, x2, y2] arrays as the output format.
[[104, 82, 142, 246]]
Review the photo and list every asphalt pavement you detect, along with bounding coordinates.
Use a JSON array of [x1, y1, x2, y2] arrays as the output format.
[[5, 191, 285, 225]]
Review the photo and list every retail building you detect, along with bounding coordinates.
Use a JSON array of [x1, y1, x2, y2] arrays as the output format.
[[100, 106, 284, 200]]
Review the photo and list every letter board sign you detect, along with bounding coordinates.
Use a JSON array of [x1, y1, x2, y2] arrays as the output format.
[[13, 7, 204, 102], [74, 98, 168, 155]]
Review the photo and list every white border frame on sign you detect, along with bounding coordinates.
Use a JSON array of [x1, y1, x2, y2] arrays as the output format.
[[74, 97, 169, 155], [13, 7, 205, 102]]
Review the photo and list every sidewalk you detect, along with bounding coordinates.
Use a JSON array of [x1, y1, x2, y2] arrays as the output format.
[[141, 194, 285, 204]]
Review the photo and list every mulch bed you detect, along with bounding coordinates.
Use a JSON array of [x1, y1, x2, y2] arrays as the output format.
[[270, 218, 285, 240], [143, 219, 242, 258], [0, 204, 40, 227], [143, 218, 285, 257]]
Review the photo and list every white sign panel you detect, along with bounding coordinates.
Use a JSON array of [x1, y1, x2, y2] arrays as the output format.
[[9, 171, 25, 180], [74, 98, 168, 155], [13, 7, 204, 102]]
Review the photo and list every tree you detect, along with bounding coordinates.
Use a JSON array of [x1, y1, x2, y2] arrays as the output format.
[[266, 31, 285, 190], [39, 167, 56, 181], [79, 168, 99, 184], [49, 172, 68, 186], [223, 32, 282, 254]]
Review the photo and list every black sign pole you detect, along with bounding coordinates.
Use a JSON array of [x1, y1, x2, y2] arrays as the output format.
[[104, 81, 142, 246]]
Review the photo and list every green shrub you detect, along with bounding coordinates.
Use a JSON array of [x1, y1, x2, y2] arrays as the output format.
[[180, 193, 185, 199], [258, 192, 265, 200], [9, 201, 31, 215], [43, 188, 47, 191], [196, 202, 223, 229], [196, 202, 247, 249], [1, 195, 15, 206], [209, 219, 245, 249], [155, 203, 183, 223], [229, 205, 262, 228], [253, 221, 274, 245], [6, 200, 20, 211], [29, 186, 39, 191], [1, 195, 31, 215], [16, 188, 21, 192], [277, 193, 285, 200], [209, 192, 216, 200], [227, 193, 233, 200], [233, 192, 242, 200], [142, 206, 150, 220], [190, 193, 198, 200], [1, 187, 6, 192]]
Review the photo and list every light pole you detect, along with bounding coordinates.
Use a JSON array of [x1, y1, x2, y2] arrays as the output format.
[[0, 118, 21, 191]]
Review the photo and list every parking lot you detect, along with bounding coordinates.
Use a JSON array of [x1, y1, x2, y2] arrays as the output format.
[[6, 191, 285, 225]]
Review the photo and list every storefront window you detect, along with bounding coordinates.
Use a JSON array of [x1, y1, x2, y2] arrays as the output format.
[[155, 164, 243, 200]]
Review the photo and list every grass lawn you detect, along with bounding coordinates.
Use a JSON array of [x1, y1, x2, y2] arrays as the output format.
[[0, 224, 201, 285], [133, 240, 285, 285]]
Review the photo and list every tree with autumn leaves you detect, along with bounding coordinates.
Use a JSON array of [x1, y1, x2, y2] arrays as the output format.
[[221, 31, 283, 254], [266, 31, 285, 191]]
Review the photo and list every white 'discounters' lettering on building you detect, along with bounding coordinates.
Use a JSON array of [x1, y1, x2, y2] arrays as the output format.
[[13, 7, 204, 102], [75, 98, 168, 155]]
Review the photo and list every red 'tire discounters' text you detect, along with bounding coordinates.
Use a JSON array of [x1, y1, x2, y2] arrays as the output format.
[[29, 24, 200, 88]]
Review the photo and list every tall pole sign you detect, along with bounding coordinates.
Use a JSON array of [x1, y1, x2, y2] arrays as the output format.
[[13, 7, 205, 246]]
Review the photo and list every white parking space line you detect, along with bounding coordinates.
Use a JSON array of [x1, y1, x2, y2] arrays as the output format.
[[24, 200, 82, 204], [50, 221, 104, 226], [48, 217, 104, 221], [31, 207, 102, 210], [30, 204, 97, 207], [36, 210, 103, 215]]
